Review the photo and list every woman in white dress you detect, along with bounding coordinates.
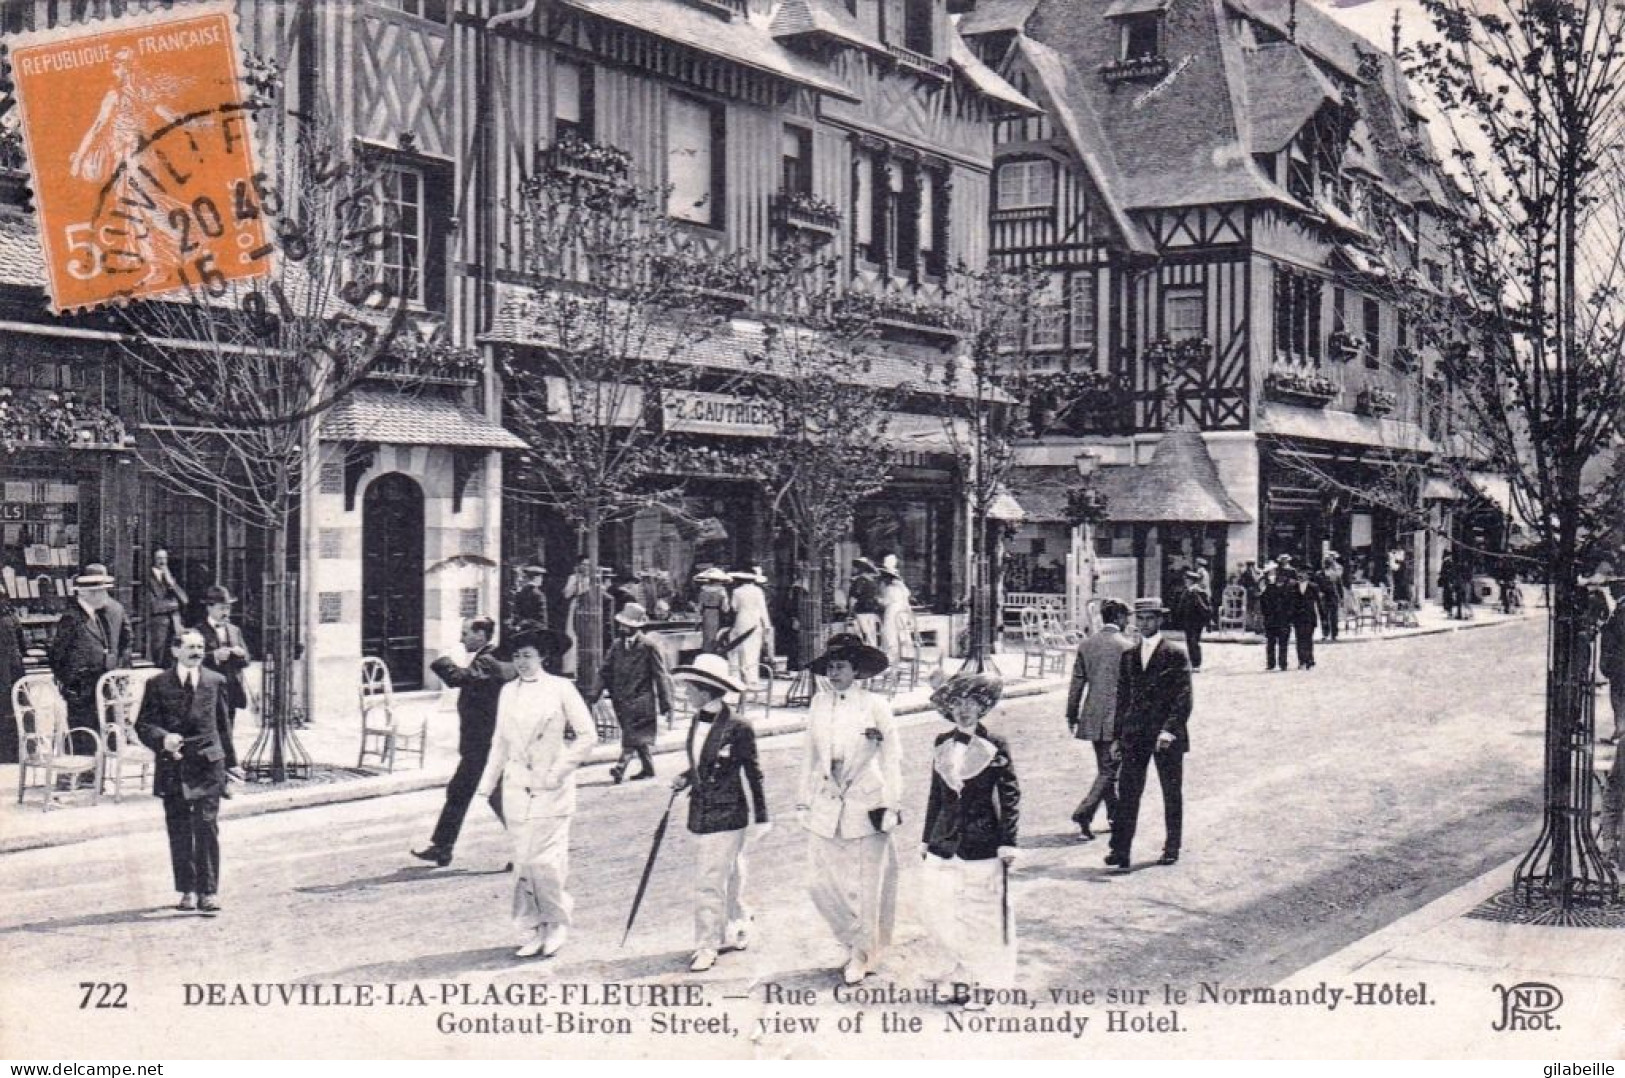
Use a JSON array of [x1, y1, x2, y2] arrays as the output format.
[[476, 628, 594, 958], [560, 558, 592, 677], [876, 558, 913, 664]]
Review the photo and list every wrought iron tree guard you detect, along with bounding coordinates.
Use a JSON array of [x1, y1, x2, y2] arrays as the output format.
[[1511, 619, 1620, 915], [243, 573, 312, 783]]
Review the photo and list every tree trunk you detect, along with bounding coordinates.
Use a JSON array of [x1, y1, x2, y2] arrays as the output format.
[[578, 515, 605, 695]]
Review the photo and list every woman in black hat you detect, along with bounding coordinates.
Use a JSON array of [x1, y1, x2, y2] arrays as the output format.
[[797, 633, 900, 986], [476, 627, 593, 960], [921, 670, 1020, 999]]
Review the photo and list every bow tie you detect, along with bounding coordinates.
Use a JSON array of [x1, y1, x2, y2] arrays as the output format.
[[951, 730, 973, 745]]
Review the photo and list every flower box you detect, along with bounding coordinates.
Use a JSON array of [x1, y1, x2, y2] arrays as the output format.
[[1328, 332, 1361, 364], [834, 290, 962, 342], [885, 42, 953, 81], [1357, 387, 1398, 416], [1101, 55, 1170, 84], [541, 136, 632, 185], [771, 192, 842, 237], [1263, 370, 1337, 408]]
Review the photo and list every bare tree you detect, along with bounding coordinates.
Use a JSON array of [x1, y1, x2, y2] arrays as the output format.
[[1403, 0, 1625, 909], [499, 142, 758, 691]]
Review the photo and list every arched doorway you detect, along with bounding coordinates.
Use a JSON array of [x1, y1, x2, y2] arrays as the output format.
[[362, 473, 425, 689]]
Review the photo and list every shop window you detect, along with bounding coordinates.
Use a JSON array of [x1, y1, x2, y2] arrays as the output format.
[[781, 125, 812, 196], [666, 93, 725, 228], [996, 159, 1054, 210], [1164, 287, 1205, 343], [1069, 271, 1096, 356], [1121, 14, 1160, 59], [554, 60, 595, 143], [1363, 297, 1381, 369]]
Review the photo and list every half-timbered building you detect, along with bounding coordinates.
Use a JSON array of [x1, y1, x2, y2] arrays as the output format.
[[961, 0, 1480, 605]]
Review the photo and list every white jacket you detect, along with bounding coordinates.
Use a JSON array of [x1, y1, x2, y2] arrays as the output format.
[[800, 685, 901, 839], [477, 673, 595, 819]]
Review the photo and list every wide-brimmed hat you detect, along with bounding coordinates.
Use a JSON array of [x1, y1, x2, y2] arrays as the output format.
[[1132, 597, 1168, 616], [73, 564, 115, 590], [881, 554, 900, 573], [809, 632, 890, 679], [730, 567, 767, 584], [500, 626, 572, 659], [852, 557, 878, 574], [521, 564, 547, 577], [672, 652, 744, 696], [614, 602, 651, 628], [203, 584, 237, 605], [1276, 554, 1295, 566], [1183, 569, 1202, 581], [694, 567, 731, 584], [930, 670, 1004, 721]]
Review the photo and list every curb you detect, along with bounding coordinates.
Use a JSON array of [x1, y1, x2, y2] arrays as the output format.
[[0, 675, 1068, 857], [1205, 613, 1524, 646]]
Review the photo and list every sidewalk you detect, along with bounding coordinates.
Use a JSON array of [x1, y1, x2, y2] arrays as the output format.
[[0, 652, 1068, 856], [1207, 599, 1528, 645], [1266, 809, 1624, 1056]]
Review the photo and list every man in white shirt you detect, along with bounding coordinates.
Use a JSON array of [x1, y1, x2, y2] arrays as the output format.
[[798, 633, 901, 985]]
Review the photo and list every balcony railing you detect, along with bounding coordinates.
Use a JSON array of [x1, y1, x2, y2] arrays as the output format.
[[1101, 55, 1170, 84], [885, 42, 953, 81], [365, 352, 483, 387], [1263, 370, 1338, 408], [834, 290, 962, 342], [771, 191, 842, 239], [0, 390, 130, 451], [539, 136, 632, 186]]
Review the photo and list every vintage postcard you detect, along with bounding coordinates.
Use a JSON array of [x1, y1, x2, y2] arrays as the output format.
[[0, 0, 1621, 1064]]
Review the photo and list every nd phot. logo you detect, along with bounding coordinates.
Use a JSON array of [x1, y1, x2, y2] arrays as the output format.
[[1491, 982, 1562, 1031]]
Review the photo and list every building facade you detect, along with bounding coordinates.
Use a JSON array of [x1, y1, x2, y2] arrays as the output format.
[[962, 0, 1487, 603]]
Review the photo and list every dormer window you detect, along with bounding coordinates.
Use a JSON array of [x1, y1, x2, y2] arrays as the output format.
[[1122, 14, 1160, 60]]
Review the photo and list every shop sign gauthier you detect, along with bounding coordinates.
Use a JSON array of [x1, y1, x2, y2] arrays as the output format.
[[661, 389, 777, 437]]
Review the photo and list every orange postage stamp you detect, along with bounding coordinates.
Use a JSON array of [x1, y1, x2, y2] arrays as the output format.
[[6, 3, 270, 312]]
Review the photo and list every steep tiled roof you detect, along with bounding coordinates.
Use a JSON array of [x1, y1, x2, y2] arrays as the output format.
[[949, 29, 1042, 115], [1092, 431, 1252, 523], [1241, 43, 1339, 153], [1011, 36, 1152, 252], [957, 0, 1039, 36], [320, 389, 526, 449], [0, 217, 43, 289], [1007, 464, 1081, 523], [482, 286, 992, 401], [1018, 0, 1286, 212], [560, 0, 857, 101], [769, 0, 880, 52]]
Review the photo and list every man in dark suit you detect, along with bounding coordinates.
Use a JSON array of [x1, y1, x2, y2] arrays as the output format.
[[1259, 565, 1294, 672], [143, 548, 189, 663], [136, 629, 235, 914], [195, 585, 249, 757], [413, 616, 514, 868], [1107, 597, 1192, 873], [49, 564, 131, 756], [1288, 569, 1322, 670], [1172, 570, 1212, 672]]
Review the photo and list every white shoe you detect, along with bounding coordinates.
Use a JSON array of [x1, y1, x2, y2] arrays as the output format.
[[542, 923, 568, 958], [690, 948, 718, 972], [842, 953, 868, 986], [514, 935, 545, 959]]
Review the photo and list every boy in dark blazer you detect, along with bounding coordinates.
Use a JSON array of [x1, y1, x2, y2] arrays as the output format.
[[670, 653, 768, 973], [136, 629, 236, 914], [1108, 597, 1192, 873]]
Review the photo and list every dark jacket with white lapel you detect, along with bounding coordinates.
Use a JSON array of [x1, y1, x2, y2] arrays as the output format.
[[430, 645, 513, 755], [48, 601, 130, 704], [136, 666, 236, 800], [681, 702, 768, 835], [196, 619, 250, 711], [922, 725, 1019, 861], [1115, 637, 1192, 754]]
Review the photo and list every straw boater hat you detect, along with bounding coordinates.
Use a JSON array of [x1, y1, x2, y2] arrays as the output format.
[[730, 567, 767, 585], [500, 626, 572, 660], [73, 564, 115, 591], [809, 632, 890, 679], [694, 567, 731, 584], [1132, 596, 1168, 616], [614, 602, 651, 629], [521, 564, 547, 578], [672, 652, 744, 696], [930, 670, 1004, 721]]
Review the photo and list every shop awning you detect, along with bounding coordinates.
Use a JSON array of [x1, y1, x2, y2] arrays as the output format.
[[989, 487, 1027, 522], [1467, 471, 1528, 525], [320, 390, 527, 449], [1423, 477, 1463, 501]]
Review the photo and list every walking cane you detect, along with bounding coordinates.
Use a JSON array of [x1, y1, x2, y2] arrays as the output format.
[[1000, 858, 1011, 946], [622, 786, 683, 947]]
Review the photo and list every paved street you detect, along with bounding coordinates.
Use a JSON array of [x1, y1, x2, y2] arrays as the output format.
[[0, 620, 1549, 1057]]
